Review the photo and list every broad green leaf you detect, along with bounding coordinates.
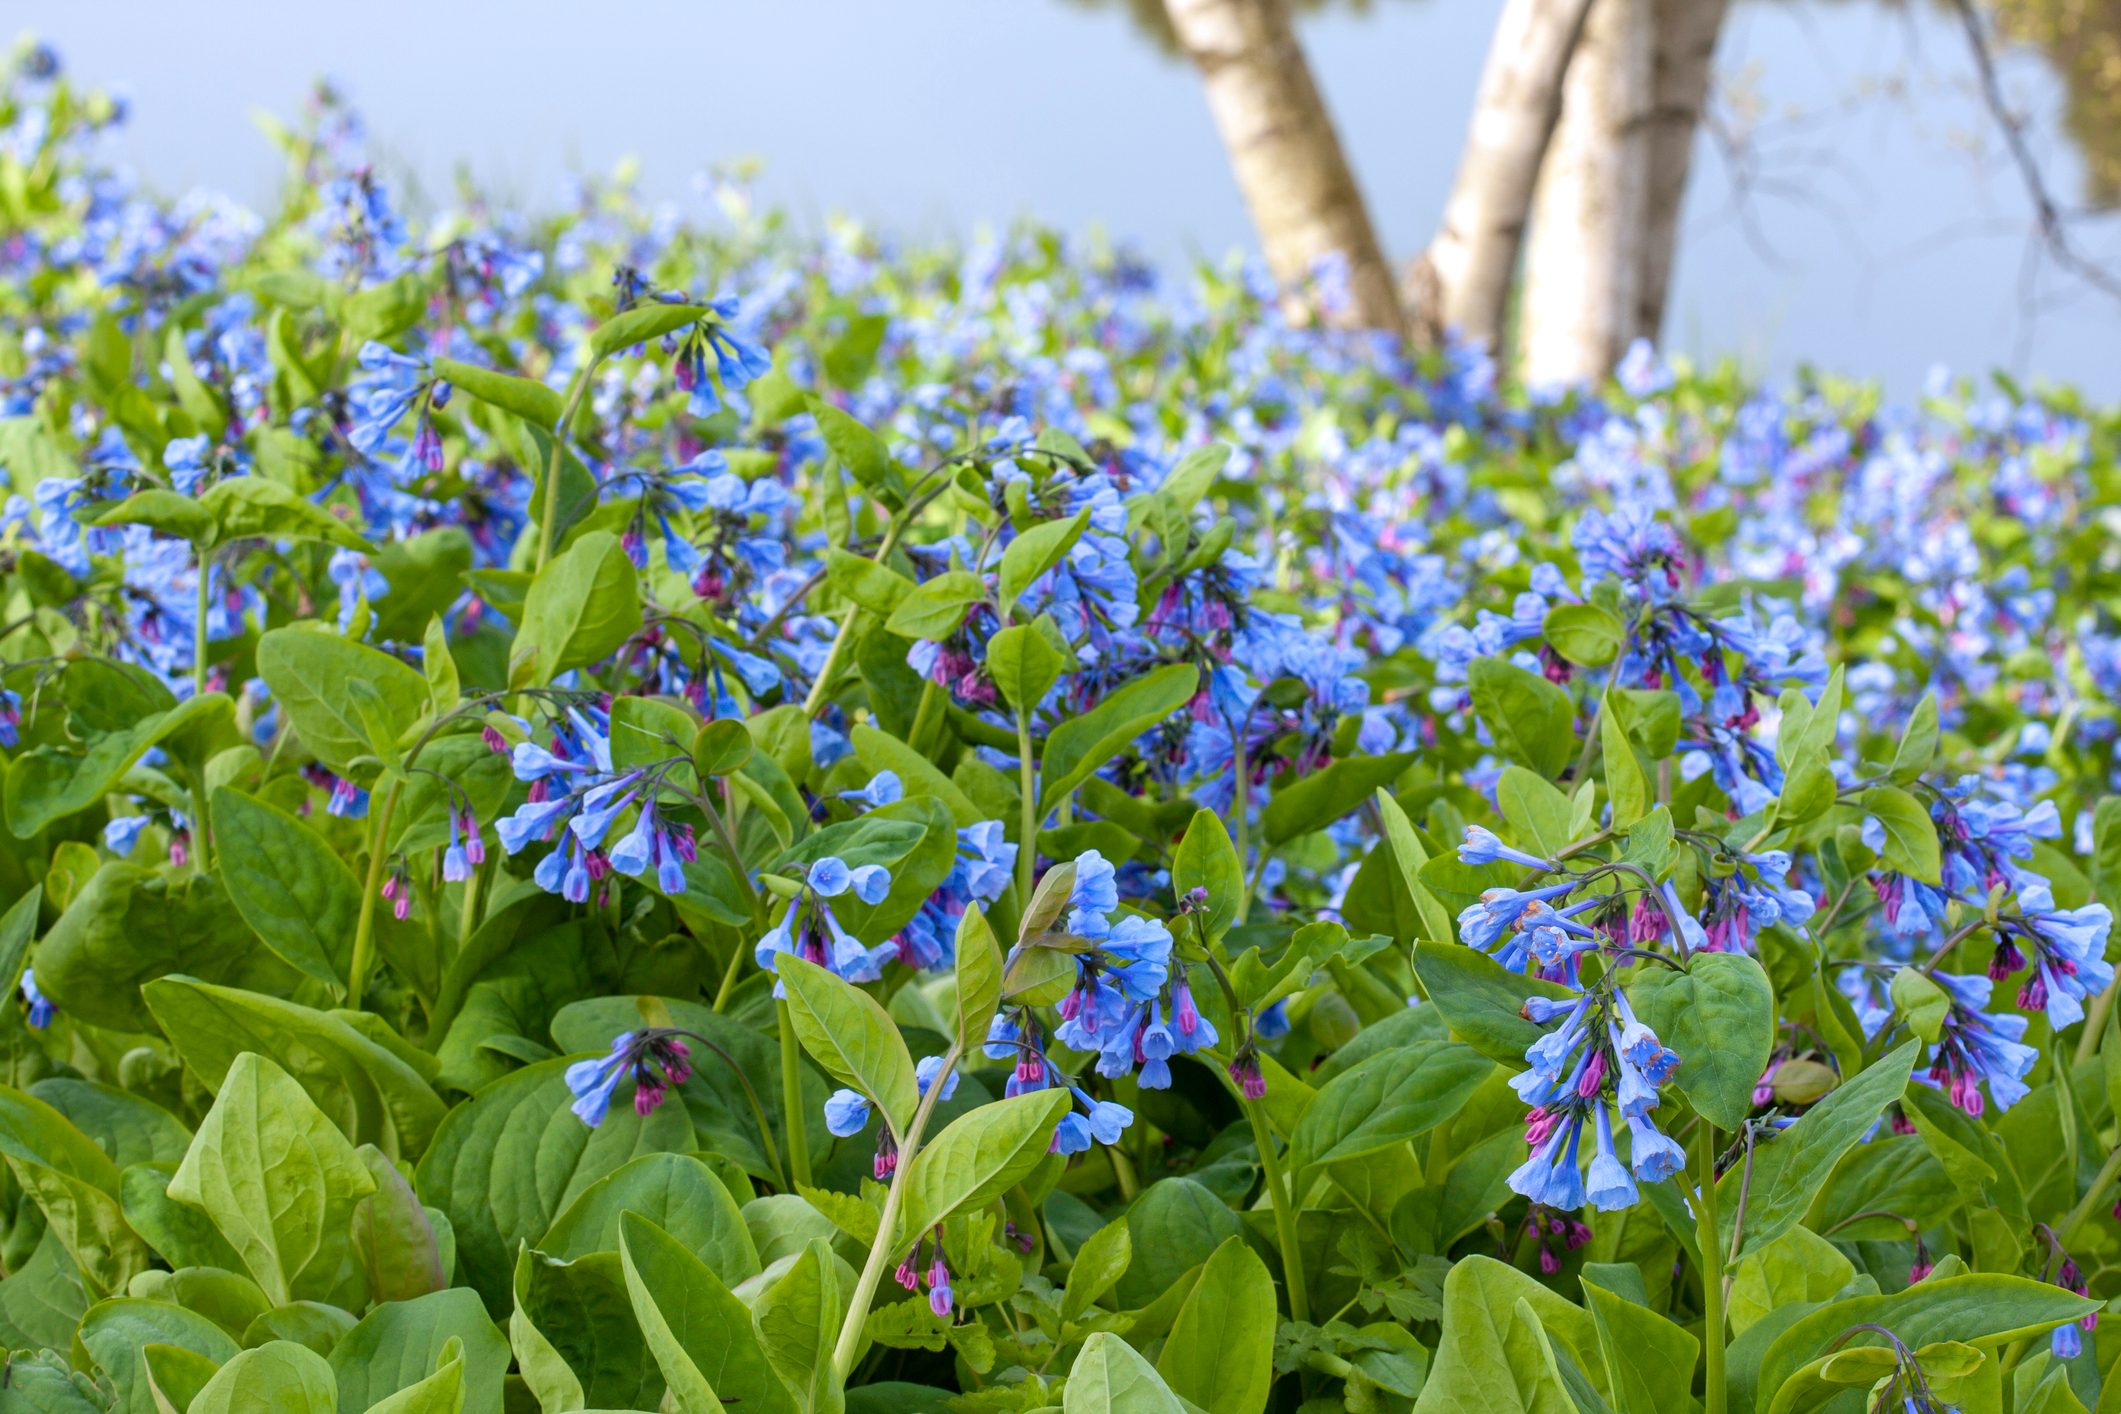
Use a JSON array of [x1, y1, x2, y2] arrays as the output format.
[[1039, 663, 1198, 816], [143, 977, 446, 1159], [1376, 792, 1456, 945], [1467, 659, 1576, 779], [998, 509, 1090, 613], [1494, 766, 1575, 858], [1064, 1332, 1189, 1414], [187, 1340, 337, 1414], [987, 620, 1070, 715], [1171, 810, 1243, 944], [433, 356, 562, 428], [1727, 1226, 1856, 1336], [168, 1053, 376, 1307], [899, 1089, 1072, 1240], [590, 302, 709, 361], [1262, 752, 1414, 846], [774, 952, 920, 1137], [807, 399, 904, 503], [1727, 1038, 1920, 1257], [1410, 942, 1576, 1069], [513, 530, 643, 684], [412, 1054, 693, 1313], [1889, 692, 1939, 783], [540, 1152, 759, 1285], [359, 1340, 464, 1414], [618, 1212, 796, 1414], [76, 1298, 240, 1414], [1890, 965, 1951, 1044], [209, 788, 359, 990], [1599, 703, 1649, 829], [954, 906, 1003, 1053], [1290, 1041, 1494, 1174], [1578, 1271, 1697, 1414], [1542, 602, 1625, 666], [329, 1289, 510, 1414], [823, 547, 917, 615], [751, 1237, 845, 1414], [1412, 1256, 1601, 1414], [1862, 785, 1943, 886], [1114, 1178, 1241, 1309], [199, 478, 372, 551], [850, 723, 981, 826], [6, 691, 232, 838], [1060, 1221, 1131, 1324], [350, 1146, 447, 1304], [257, 628, 429, 777], [509, 1246, 662, 1413], [1155, 1237, 1275, 1414], [1626, 951, 1775, 1130], [883, 569, 986, 639], [0, 1086, 150, 1296]]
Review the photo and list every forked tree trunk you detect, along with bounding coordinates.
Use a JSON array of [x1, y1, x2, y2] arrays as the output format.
[[1634, 0, 1730, 339], [1410, 0, 1597, 350], [1163, 0, 1406, 335], [1520, 0, 1655, 386]]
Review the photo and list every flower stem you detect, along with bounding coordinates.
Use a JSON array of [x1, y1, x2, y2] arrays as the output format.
[[777, 996, 812, 1190], [347, 778, 402, 1006], [1015, 703, 1037, 907], [192, 548, 211, 699], [2058, 1141, 2121, 1248], [1694, 1122, 1727, 1414], [1243, 1096, 1309, 1323], [801, 521, 905, 718], [833, 1044, 959, 1379]]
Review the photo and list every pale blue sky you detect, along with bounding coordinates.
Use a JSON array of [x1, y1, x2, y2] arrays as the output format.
[[31, 0, 2121, 395]]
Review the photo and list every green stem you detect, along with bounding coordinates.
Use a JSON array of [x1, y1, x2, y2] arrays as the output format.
[[711, 939, 747, 1012], [1695, 1123, 1727, 1414], [2076, 974, 2117, 1066], [802, 522, 905, 718], [1015, 704, 1038, 907], [777, 996, 812, 1190], [192, 548, 211, 699], [534, 371, 592, 573], [456, 856, 483, 944], [1233, 730, 1252, 924], [347, 779, 403, 1006], [833, 1044, 959, 1378], [1244, 1097, 1310, 1323]]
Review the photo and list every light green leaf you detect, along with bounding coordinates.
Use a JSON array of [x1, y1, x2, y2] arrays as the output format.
[[999, 509, 1090, 613], [1065, 1332, 1189, 1414], [1172, 810, 1243, 944], [209, 789, 359, 991], [1542, 603, 1625, 666], [257, 628, 429, 777], [187, 1340, 337, 1414], [954, 906, 1003, 1054], [774, 953, 921, 1138], [1626, 951, 1775, 1130], [539, 1152, 759, 1285], [513, 530, 643, 684], [899, 1089, 1072, 1241], [1862, 785, 1943, 886], [1467, 659, 1576, 779], [1263, 753, 1414, 846], [433, 357, 562, 428], [751, 1237, 845, 1414], [1040, 663, 1198, 816], [1290, 1041, 1494, 1175], [329, 1289, 510, 1414], [618, 1212, 796, 1414], [1155, 1237, 1275, 1414]]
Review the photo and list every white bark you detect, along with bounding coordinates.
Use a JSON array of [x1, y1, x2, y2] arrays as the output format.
[[1163, 0, 1405, 335], [1634, 0, 1730, 339], [1413, 0, 1597, 350], [1520, 0, 1656, 386]]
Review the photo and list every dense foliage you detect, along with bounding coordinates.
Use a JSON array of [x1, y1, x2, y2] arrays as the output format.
[[0, 40, 2116, 1414]]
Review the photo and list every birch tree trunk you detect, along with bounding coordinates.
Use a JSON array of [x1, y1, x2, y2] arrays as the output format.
[[1410, 0, 1596, 350], [1520, 0, 1656, 386], [1634, 0, 1730, 340], [1163, 0, 1405, 335]]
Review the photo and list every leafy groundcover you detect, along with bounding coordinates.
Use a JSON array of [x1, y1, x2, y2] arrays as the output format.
[[0, 41, 2115, 1414]]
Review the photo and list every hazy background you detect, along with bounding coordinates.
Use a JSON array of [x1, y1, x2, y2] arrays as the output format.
[[29, 0, 2121, 396]]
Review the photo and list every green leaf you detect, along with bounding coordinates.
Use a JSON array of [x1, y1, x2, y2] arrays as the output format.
[[1289, 1041, 1494, 1174], [1156, 1237, 1275, 1414], [1412, 1255, 1600, 1414], [1377, 792, 1455, 944], [619, 1212, 796, 1414], [1114, 1177, 1241, 1308], [508, 1245, 661, 1413], [1039, 663, 1199, 816], [514, 530, 643, 684], [1727, 1038, 1920, 1258], [187, 1341, 337, 1414], [773, 953, 920, 1138], [329, 1289, 510, 1414], [432, 356, 562, 428], [694, 718, 757, 777], [899, 1089, 1072, 1241], [350, 1145, 446, 1304], [1599, 701, 1649, 829], [539, 1152, 759, 1284], [209, 789, 359, 991], [142, 977, 446, 1159], [1060, 1221, 1131, 1325], [1862, 785, 1942, 886], [258, 627, 430, 777], [954, 906, 1003, 1054], [1411, 942, 1576, 1069], [0, 1087, 151, 1297], [1542, 603, 1626, 666], [1172, 810, 1243, 944], [883, 570, 986, 640], [1726, 1226, 1856, 1336], [1262, 752, 1414, 846], [1626, 951, 1775, 1130], [1064, 1332, 1189, 1414], [6, 691, 233, 838], [1578, 1271, 1698, 1414], [807, 400, 903, 504], [849, 723, 981, 827], [1890, 966, 1951, 1044], [199, 478, 372, 551], [590, 303, 709, 361], [998, 510, 1090, 614], [823, 547, 916, 616], [412, 1054, 694, 1313], [986, 620, 1071, 715], [168, 1053, 376, 1307], [751, 1237, 845, 1414], [1889, 692, 1939, 783], [358, 1340, 465, 1414], [84, 489, 216, 542], [1467, 659, 1576, 778]]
